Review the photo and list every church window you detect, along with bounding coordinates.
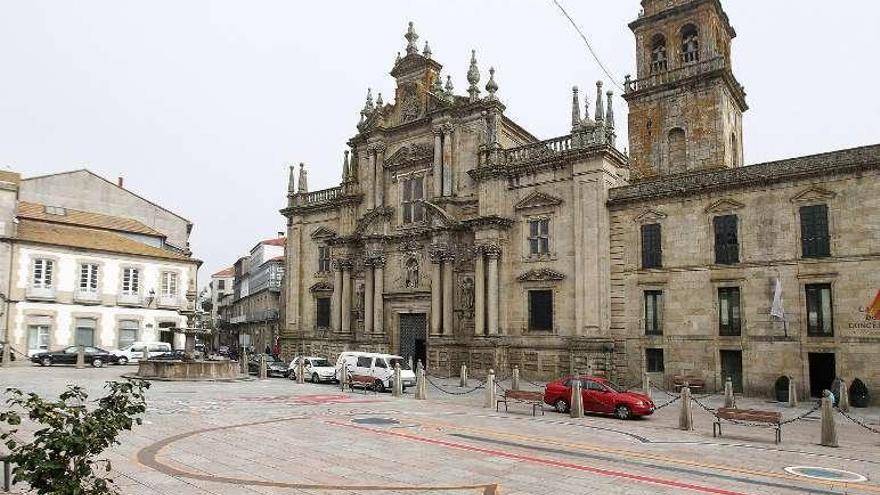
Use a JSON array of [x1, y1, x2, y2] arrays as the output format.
[[650, 34, 668, 73], [641, 223, 662, 269], [667, 128, 687, 172], [318, 246, 331, 273], [800, 205, 830, 258], [528, 219, 550, 256], [713, 215, 739, 265], [805, 284, 833, 336], [644, 290, 663, 335], [681, 24, 700, 64], [718, 287, 741, 336], [528, 290, 553, 331], [401, 176, 425, 224]]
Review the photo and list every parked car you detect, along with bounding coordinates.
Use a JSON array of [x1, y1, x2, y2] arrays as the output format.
[[112, 342, 172, 365], [335, 352, 416, 393], [288, 356, 336, 383], [543, 375, 655, 420], [147, 350, 187, 361], [30, 346, 117, 368], [248, 353, 289, 377]]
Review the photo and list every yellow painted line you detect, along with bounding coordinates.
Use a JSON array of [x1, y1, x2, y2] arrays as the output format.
[[407, 415, 880, 493]]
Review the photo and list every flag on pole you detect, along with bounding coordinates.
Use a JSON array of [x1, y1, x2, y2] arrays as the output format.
[[770, 277, 785, 321]]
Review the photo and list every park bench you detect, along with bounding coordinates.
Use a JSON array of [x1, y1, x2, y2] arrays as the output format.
[[348, 374, 378, 394], [672, 375, 705, 392], [712, 407, 783, 444], [496, 390, 545, 416]]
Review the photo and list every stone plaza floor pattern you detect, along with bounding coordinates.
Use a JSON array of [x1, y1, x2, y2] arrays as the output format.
[[1, 366, 879, 494]]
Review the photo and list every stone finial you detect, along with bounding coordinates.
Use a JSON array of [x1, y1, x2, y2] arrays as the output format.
[[376, 92, 384, 108], [288, 164, 296, 194], [605, 90, 615, 128], [595, 81, 605, 122], [571, 86, 581, 129], [485, 67, 498, 100], [444, 75, 455, 98], [431, 73, 443, 95], [405, 21, 419, 55], [342, 150, 350, 182], [583, 90, 592, 123], [297, 162, 308, 193], [361, 88, 374, 119], [467, 50, 481, 102], [423, 41, 432, 59]]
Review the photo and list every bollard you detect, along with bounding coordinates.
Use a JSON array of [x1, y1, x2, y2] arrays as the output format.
[[2, 342, 11, 368], [838, 379, 849, 412], [460, 363, 468, 388], [679, 385, 694, 431], [240, 351, 249, 375], [393, 363, 403, 397], [142, 346, 150, 362], [570, 378, 585, 418], [258, 355, 268, 380], [512, 366, 520, 391], [820, 396, 839, 447], [642, 371, 651, 398], [76, 345, 85, 369], [297, 359, 305, 384], [723, 377, 736, 409], [415, 367, 427, 400], [408, 356, 414, 371], [340, 365, 348, 392], [484, 369, 496, 409], [788, 378, 798, 407]]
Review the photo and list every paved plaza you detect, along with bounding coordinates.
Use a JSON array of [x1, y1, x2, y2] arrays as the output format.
[[1, 366, 879, 494]]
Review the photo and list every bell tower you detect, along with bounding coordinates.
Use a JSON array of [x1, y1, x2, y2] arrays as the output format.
[[623, 0, 747, 178]]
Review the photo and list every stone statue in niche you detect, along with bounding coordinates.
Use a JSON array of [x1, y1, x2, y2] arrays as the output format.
[[354, 281, 365, 321], [405, 258, 420, 289], [459, 276, 474, 318]]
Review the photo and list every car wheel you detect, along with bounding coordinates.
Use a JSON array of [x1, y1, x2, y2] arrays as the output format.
[[92, 358, 104, 368], [288, 371, 297, 381], [312, 373, 319, 383], [374, 380, 386, 393], [118, 357, 128, 366], [615, 405, 632, 420], [41, 357, 52, 367], [554, 399, 570, 414]]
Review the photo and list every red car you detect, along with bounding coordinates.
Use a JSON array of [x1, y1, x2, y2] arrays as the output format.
[[543, 375, 655, 420]]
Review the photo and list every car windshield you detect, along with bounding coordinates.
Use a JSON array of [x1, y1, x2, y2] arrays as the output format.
[[387, 358, 410, 370], [603, 381, 623, 393], [310, 359, 331, 367]]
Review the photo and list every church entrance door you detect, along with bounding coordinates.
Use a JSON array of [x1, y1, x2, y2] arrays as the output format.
[[399, 313, 427, 370]]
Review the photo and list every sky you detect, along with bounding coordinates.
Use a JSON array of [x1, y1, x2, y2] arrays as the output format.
[[1, 1, 878, 284]]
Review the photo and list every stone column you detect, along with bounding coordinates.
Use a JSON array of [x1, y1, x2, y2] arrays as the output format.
[[364, 263, 374, 334], [441, 125, 454, 197], [341, 262, 352, 334], [366, 151, 376, 210], [331, 262, 342, 331], [474, 248, 485, 336], [442, 255, 454, 335], [486, 246, 500, 336], [374, 143, 386, 207], [430, 255, 442, 336], [432, 128, 443, 197], [373, 258, 385, 334]]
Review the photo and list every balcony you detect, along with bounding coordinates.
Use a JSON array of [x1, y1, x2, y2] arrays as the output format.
[[157, 295, 181, 309], [292, 186, 341, 207], [117, 293, 143, 307], [625, 56, 728, 94], [26, 286, 56, 301], [74, 290, 101, 305]]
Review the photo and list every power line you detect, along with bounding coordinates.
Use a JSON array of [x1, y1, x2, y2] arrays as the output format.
[[551, 0, 625, 93]]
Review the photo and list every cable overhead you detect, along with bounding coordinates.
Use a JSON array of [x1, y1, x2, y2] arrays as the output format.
[[551, 0, 625, 93]]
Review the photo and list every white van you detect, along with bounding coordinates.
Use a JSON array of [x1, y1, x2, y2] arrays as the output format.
[[112, 342, 172, 365], [335, 352, 416, 393]]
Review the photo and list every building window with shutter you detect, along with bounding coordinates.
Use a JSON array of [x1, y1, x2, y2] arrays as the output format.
[[118, 320, 139, 349], [75, 318, 97, 347], [316, 297, 331, 328], [401, 176, 425, 224], [528, 290, 553, 331], [79, 263, 99, 293], [528, 219, 550, 256], [718, 287, 742, 336], [644, 290, 663, 335], [646, 348, 665, 373], [800, 205, 830, 258], [318, 246, 331, 273], [641, 223, 662, 269], [122, 267, 140, 295], [713, 215, 739, 264], [161, 272, 178, 297], [32, 258, 54, 289], [806, 284, 833, 337]]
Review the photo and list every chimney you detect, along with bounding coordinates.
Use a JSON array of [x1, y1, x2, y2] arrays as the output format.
[[117, 176, 124, 188]]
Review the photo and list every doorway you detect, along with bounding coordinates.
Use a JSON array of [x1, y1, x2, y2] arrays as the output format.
[[399, 313, 427, 370], [720, 350, 743, 393], [158, 322, 176, 347], [808, 353, 836, 398]]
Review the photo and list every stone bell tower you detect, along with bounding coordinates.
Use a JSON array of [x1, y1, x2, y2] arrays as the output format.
[[623, 0, 747, 178]]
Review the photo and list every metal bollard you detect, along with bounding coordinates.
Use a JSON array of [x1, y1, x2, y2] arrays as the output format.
[[679, 385, 694, 431], [415, 367, 427, 400], [570, 378, 584, 418], [393, 363, 403, 397], [484, 370, 496, 409], [460, 364, 468, 388], [3, 458, 10, 492], [512, 365, 520, 391], [820, 396, 838, 447], [723, 377, 736, 409]]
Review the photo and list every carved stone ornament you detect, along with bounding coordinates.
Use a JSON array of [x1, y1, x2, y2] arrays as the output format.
[[309, 281, 334, 293], [385, 142, 433, 169], [310, 226, 338, 239], [516, 268, 565, 282], [514, 190, 564, 210], [398, 83, 422, 123], [632, 208, 667, 224]]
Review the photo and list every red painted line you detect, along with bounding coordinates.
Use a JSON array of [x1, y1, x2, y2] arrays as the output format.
[[330, 421, 753, 495]]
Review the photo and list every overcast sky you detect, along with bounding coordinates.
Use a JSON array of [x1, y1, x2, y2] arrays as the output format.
[[2, 1, 878, 284]]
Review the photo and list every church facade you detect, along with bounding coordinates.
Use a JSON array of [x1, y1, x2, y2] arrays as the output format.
[[282, 0, 880, 400]]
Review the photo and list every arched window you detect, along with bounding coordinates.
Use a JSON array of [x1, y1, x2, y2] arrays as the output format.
[[650, 34, 668, 73], [681, 24, 700, 64], [730, 133, 739, 167], [667, 128, 687, 172]]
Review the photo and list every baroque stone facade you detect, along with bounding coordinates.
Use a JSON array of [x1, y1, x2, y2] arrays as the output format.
[[282, 1, 880, 401]]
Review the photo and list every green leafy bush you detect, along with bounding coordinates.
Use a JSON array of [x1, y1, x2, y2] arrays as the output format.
[[0, 379, 150, 494]]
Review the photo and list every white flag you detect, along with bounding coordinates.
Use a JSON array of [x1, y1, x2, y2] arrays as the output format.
[[770, 277, 785, 320]]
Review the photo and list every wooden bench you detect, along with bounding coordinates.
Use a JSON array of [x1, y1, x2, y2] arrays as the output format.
[[713, 407, 783, 444], [672, 375, 705, 392], [496, 390, 545, 416], [348, 374, 378, 394]]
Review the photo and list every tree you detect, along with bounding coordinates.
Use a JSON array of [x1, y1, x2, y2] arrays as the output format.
[[0, 379, 150, 494]]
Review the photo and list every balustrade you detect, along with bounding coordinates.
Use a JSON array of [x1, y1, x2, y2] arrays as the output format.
[[625, 56, 726, 94]]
